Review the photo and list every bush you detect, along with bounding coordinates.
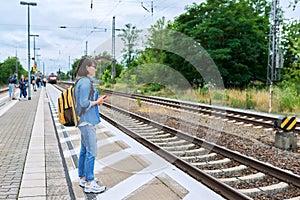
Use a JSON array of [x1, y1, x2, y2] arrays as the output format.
[[136, 98, 142, 107], [148, 83, 163, 92], [245, 91, 256, 109], [231, 99, 243, 108], [96, 86, 105, 95], [199, 87, 209, 95], [105, 82, 111, 88], [275, 87, 297, 112], [136, 83, 164, 95], [212, 91, 224, 101]]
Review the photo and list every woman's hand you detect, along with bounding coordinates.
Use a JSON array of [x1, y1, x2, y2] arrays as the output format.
[[94, 95, 108, 106]]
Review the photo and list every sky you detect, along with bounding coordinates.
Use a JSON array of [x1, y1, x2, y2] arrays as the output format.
[[0, 0, 299, 75]]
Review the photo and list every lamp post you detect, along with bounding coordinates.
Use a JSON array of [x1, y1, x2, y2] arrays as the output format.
[[20, 1, 37, 100]]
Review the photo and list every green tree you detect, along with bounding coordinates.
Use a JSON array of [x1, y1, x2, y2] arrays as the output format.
[[118, 24, 142, 69], [94, 51, 112, 81], [290, 0, 300, 10], [70, 59, 80, 81], [132, 17, 171, 84], [94, 52, 124, 84], [281, 20, 300, 77], [143, 17, 169, 64], [168, 0, 270, 88], [281, 20, 300, 94], [0, 57, 26, 85]]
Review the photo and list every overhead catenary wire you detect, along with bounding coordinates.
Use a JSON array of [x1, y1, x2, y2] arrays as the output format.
[[54, 0, 196, 72]]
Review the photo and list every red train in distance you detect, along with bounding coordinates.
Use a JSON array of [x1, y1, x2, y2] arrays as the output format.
[[48, 73, 58, 84]]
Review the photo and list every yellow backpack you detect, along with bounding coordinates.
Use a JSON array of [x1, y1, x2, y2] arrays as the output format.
[[57, 79, 93, 127], [58, 85, 79, 126]]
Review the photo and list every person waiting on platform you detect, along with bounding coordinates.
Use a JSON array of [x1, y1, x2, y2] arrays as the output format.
[[8, 75, 13, 100], [36, 76, 41, 88], [74, 57, 107, 194], [11, 71, 18, 100], [19, 75, 28, 100], [31, 76, 37, 92], [42, 77, 47, 87]]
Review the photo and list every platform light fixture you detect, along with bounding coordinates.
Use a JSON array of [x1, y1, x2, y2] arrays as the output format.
[[30, 34, 39, 65], [20, 1, 37, 100]]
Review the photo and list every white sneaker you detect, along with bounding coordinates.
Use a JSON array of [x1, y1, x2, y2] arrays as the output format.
[[79, 177, 99, 188], [84, 180, 106, 194]]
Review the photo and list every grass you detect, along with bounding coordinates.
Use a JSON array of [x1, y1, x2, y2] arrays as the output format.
[[203, 88, 300, 116], [105, 82, 300, 116]]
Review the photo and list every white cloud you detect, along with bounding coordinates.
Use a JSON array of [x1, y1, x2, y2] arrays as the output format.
[[0, 0, 299, 75]]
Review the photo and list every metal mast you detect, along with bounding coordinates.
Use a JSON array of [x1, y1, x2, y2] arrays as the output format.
[[112, 16, 116, 80], [267, 0, 283, 112]]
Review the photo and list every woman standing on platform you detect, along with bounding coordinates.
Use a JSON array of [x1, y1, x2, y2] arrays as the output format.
[[74, 57, 107, 194], [19, 75, 28, 100]]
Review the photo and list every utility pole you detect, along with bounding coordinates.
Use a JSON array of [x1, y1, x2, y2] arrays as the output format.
[[68, 55, 71, 81], [15, 49, 18, 73], [267, 0, 283, 113], [112, 16, 116, 80], [85, 41, 88, 56]]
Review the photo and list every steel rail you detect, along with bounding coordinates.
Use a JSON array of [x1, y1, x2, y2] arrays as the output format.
[[102, 103, 300, 188], [103, 89, 300, 133], [0, 88, 9, 94], [102, 103, 251, 200], [57, 82, 300, 198]]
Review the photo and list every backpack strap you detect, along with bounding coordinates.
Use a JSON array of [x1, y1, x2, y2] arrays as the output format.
[[88, 81, 94, 101], [75, 78, 94, 116]]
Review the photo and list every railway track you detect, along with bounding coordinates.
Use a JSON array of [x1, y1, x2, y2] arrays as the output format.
[[56, 83, 300, 199], [103, 89, 300, 134], [57, 83, 300, 135], [0, 87, 9, 94], [100, 103, 300, 200]]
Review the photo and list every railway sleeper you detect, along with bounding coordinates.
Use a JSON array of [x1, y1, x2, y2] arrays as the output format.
[[184, 148, 210, 156], [191, 158, 231, 167], [238, 182, 289, 197], [108, 113, 127, 120], [149, 136, 178, 142], [140, 132, 169, 138], [133, 129, 162, 135], [122, 118, 139, 122], [137, 131, 164, 136], [154, 140, 190, 147], [136, 128, 161, 133], [162, 143, 195, 151], [220, 172, 265, 186], [181, 153, 217, 162], [113, 119, 133, 125], [120, 121, 142, 126], [172, 148, 209, 157], [135, 121, 145, 125], [124, 123, 151, 129], [204, 165, 248, 176]]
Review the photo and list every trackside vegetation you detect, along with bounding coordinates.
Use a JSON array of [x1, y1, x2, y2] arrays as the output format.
[[1, 0, 299, 115]]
